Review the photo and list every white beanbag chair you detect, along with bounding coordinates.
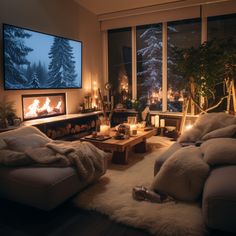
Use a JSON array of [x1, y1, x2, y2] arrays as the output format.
[[151, 146, 209, 201]]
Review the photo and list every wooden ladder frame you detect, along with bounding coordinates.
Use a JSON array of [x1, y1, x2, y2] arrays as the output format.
[[227, 80, 236, 114], [180, 79, 236, 135]]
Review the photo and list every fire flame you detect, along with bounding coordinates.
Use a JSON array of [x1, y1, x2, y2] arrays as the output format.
[[25, 97, 62, 119]]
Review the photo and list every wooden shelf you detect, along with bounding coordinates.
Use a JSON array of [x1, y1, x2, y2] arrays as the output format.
[[21, 111, 103, 140], [150, 111, 198, 118], [23, 111, 103, 126]]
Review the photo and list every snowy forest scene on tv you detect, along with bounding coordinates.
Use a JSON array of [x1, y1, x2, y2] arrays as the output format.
[[3, 24, 82, 89]]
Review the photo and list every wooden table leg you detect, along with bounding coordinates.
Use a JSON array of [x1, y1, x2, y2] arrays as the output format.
[[134, 140, 146, 153], [112, 148, 129, 164]]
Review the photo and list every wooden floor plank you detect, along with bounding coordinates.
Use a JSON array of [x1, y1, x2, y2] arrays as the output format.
[[0, 199, 150, 236]]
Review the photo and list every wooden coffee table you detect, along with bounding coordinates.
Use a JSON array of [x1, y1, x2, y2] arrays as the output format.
[[81, 128, 156, 164]]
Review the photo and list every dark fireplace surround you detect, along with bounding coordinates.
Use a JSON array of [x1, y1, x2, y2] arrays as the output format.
[[22, 93, 66, 121]]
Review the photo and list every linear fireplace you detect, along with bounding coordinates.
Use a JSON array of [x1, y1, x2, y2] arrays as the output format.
[[22, 93, 66, 121]]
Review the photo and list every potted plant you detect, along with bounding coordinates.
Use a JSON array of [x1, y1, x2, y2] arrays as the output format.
[[0, 96, 16, 128], [172, 38, 236, 114]]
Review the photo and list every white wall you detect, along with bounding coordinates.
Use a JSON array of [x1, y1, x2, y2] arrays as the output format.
[[0, 0, 103, 118]]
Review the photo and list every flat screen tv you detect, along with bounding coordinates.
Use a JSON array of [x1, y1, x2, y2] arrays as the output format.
[[3, 24, 82, 90]]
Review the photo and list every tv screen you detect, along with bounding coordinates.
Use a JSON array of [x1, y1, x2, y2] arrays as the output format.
[[3, 24, 82, 90]]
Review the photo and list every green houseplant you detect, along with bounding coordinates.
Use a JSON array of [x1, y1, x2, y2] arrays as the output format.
[[172, 38, 236, 114], [0, 96, 16, 128]]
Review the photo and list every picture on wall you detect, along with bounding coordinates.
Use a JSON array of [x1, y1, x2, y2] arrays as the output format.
[[3, 24, 82, 90]]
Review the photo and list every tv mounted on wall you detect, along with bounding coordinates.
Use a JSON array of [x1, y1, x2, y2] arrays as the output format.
[[3, 24, 82, 90]]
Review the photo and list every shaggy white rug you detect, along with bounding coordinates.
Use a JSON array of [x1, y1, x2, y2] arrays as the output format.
[[73, 137, 207, 236]]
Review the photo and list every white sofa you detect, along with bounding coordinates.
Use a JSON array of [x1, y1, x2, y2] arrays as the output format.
[[0, 126, 107, 210], [154, 112, 236, 233]]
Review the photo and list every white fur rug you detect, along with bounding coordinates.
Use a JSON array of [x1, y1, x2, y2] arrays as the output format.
[[73, 137, 207, 236]]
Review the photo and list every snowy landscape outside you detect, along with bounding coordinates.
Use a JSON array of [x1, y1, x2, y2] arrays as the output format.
[[108, 20, 201, 112]]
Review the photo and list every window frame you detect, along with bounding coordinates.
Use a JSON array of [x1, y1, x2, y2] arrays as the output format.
[[104, 11, 235, 113]]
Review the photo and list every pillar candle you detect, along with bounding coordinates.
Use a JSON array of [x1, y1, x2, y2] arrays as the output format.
[[130, 124, 137, 136], [154, 115, 159, 127], [151, 116, 155, 126], [160, 119, 165, 127], [100, 124, 110, 136]]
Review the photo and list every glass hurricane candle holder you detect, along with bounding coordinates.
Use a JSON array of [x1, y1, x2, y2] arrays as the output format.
[[99, 120, 110, 136]]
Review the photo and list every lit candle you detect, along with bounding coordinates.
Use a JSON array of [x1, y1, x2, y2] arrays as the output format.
[[185, 120, 193, 130], [130, 124, 137, 136], [160, 119, 165, 127], [155, 115, 159, 127], [100, 124, 110, 136], [151, 116, 155, 126]]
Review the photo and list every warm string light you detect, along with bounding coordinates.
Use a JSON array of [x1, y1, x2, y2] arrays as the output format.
[[92, 81, 100, 109], [149, 88, 184, 104], [119, 74, 129, 93], [185, 120, 193, 131]]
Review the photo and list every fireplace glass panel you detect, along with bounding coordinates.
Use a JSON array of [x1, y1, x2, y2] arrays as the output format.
[[22, 93, 66, 121]]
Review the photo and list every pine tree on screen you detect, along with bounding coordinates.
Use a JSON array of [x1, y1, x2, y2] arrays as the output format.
[[4, 25, 33, 88], [30, 72, 40, 88], [36, 62, 48, 87], [48, 37, 77, 88], [26, 64, 33, 84]]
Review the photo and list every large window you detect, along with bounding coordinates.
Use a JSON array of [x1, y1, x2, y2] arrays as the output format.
[[136, 24, 162, 111], [107, 11, 236, 113], [167, 19, 201, 112], [207, 14, 236, 111], [208, 14, 236, 42], [108, 28, 132, 106]]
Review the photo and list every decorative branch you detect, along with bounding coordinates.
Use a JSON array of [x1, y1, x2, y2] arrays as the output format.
[[226, 80, 232, 113], [180, 97, 190, 134], [98, 88, 108, 120], [188, 88, 205, 113], [201, 96, 228, 114]]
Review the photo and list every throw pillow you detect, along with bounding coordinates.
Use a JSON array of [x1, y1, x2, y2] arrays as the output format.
[[201, 124, 236, 140], [200, 138, 236, 165], [0, 149, 32, 166], [177, 127, 202, 143], [178, 112, 236, 143], [151, 146, 209, 201], [4, 133, 51, 152]]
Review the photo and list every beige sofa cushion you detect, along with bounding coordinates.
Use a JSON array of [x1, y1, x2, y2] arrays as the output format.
[[151, 146, 209, 201], [202, 166, 236, 233], [202, 124, 236, 140], [201, 138, 236, 165], [4, 133, 51, 152], [0, 149, 32, 166], [178, 113, 236, 143], [0, 126, 51, 149]]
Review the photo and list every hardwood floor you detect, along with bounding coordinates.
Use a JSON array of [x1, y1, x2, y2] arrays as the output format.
[[0, 198, 235, 236], [0, 199, 150, 236]]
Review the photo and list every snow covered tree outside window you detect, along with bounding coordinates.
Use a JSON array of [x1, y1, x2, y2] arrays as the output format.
[[48, 37, 77, 88], [4, 25, 33, 89], [108, 28, 132, 105], [136, 24, 162, 111], [167, 19, 201, 112]]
